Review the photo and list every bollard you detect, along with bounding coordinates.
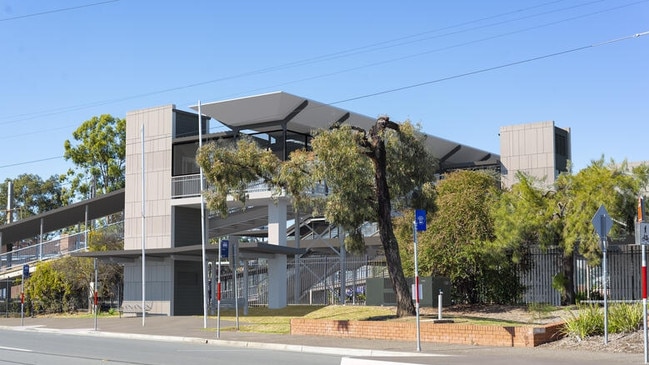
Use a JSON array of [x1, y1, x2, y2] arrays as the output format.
[[438, 289, 443, 320]]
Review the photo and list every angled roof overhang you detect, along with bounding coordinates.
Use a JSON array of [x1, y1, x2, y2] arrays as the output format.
[[425, 135, 500, 172], [0, 189, 125, 245], [191, 91, 499, 173], [190, 91, 376, 135]]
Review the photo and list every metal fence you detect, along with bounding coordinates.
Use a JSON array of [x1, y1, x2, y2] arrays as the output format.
[[521, 245, 645, 305], [217, 244, 647, 307]]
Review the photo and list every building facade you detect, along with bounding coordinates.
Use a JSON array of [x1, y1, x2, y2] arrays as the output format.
[[120, 92, 501, 316], [499, 121, 571, 188]]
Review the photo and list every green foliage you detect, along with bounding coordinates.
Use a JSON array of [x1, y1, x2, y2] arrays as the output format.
[[23, 255, 117, 314], [609, 302, 643, 333], [63, 114, 125, 202], [562, 303, 643, 340], [398, 170, 524, 304], [88, 224, 124, 252], [552, 273, 568, 295], [562, 304, 604, 340], [495, 159, 649, 305], [25, 261, 71, 314], [197, 136, 282, 216], [0, 174, 63, 224], [197, 118, 435, 317]]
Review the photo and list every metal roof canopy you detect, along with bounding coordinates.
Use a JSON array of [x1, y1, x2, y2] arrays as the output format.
[[191, 91, 376, 135], [0, 189, 125, 245], [190, 91, 499, 172]]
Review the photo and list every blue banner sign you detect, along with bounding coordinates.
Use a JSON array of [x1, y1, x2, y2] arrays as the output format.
[[415, 210, 427, 232], [220, 240, 229, 259]]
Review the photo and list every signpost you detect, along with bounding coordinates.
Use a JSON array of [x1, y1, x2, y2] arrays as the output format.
[[21, 264, 28, 326], [636, 197, 648, 364], [592, 204, 613, 345], [413, 209, 426, 352], [216, 239, 228, 339]]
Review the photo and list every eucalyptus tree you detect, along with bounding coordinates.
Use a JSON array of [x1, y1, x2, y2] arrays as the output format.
[[0, 174, 63, 224], [197, 117, 437, 317], [63, 114, 125, 202]]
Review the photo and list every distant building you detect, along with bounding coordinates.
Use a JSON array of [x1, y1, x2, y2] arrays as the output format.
[[499, 121, 571, 188]]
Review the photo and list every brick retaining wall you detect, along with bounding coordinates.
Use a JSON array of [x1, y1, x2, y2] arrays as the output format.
[[290, 318, 564, 347]]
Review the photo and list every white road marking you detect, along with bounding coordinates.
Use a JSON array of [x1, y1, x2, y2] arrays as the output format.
[[0, 345, 32, 352]]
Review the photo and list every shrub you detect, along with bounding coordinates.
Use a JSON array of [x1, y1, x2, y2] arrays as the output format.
[[562, 302, 644, 340], [609, 302, 643, 333], [562, 304, 603, 341]]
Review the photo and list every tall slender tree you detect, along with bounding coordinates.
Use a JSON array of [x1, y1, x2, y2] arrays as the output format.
[[197, 117, 437, 317]]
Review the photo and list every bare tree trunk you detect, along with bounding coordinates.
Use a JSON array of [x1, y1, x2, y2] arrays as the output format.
[[371, 130, 415, 317], [562, 250, 576, 305]]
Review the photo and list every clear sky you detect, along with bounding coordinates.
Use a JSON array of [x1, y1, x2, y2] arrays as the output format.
[[1, 0, 648, 184]]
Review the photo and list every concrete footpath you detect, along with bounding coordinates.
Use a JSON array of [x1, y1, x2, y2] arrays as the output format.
[[0, 315, 644, 365]]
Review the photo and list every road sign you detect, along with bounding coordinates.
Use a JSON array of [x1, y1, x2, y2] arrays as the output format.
[[415, 210, 426, 232], [637, 222, 649, 245], [592, 205, 613, 240], [220, 239, 229, 259], [22, 264, 29, 279]]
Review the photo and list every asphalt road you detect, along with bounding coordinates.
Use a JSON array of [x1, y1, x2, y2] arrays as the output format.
[[0, 329, 342, 365], [0, 318, 645, 365]]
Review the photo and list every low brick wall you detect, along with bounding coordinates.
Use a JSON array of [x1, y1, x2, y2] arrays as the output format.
[[290, 318, 564, 347]]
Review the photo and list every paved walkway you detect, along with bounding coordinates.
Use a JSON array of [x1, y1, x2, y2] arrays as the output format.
[[0, 315, 644, 364]]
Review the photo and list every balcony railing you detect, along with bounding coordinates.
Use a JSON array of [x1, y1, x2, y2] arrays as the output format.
[[171, 174, 328, 199], [171, 174, 205, 198]]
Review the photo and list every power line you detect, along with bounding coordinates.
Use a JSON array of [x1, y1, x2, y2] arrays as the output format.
[[1, 0, 633, 125], [219, 0, 648, 104], [0, 156, 63, 170], [2, 28, 645, 180], [0, 0, 119, 22], [2, 30, 648, 173], [329, 31, 649, 105]]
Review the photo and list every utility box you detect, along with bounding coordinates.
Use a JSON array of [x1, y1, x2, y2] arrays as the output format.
[[366, 276, 452, 307]]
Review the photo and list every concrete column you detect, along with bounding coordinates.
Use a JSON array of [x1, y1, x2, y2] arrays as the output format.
[[268, 200, 287, 246], [268, 254, 287, 309], [267, 200, 287, 308]]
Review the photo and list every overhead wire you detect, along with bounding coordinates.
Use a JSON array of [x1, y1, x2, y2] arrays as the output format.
[[0, 0, 628, 125], [1, 1, 648, 173], [2, 29, 648, 172], [0, 0, 119, 22]]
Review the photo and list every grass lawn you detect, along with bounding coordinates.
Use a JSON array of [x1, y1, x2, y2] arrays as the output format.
[[214, 305, 534, 334]]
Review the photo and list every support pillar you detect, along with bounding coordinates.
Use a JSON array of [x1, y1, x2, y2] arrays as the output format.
[[267, 200, 287, 309]]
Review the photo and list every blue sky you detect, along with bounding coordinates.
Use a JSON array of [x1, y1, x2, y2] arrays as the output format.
[[1, 0, 648, 184]]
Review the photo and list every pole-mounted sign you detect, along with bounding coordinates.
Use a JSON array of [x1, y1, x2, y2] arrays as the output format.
[[591, 204, 613, 345], [220, 239, 229, 259], [592, 204, 613, 244], [415, 210, 426, 232], [413, 209, 426, 352]]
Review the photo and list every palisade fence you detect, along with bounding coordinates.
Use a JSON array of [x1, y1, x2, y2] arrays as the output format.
[[521, 245, 645, 306], [219, 244, 646, 307], [218, 255, 388, 307]]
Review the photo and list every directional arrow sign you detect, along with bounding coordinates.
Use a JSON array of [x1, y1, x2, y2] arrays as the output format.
[[592, 204, 613, 240]]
